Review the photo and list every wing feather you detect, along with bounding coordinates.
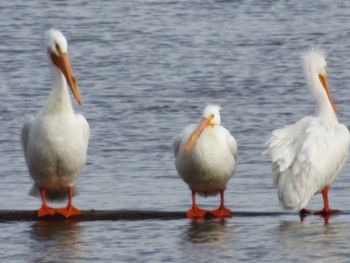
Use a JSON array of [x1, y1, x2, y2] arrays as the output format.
[[77, 114, 90, 146], [173, 132, 183, 158], [266, 116, 350, 210], [21, 120, 32, 158], [173, 124, 196, 158], [226, 132, 237, 160]]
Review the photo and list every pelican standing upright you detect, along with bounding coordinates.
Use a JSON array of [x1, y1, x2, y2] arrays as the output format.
[[174, 105, 237, 218], [21, 29, 89, 218], [265, 48, 350, 214]]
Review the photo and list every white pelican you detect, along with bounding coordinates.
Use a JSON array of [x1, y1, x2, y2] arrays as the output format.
[[21, 29, 89, 218], [266, 48, 350, 215], [173, 105, 237, 218]]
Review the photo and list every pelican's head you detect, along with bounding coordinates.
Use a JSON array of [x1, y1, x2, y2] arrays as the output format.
[[202, 104, 221, 125], [303, 48, 336, 112], [46, 29, 82, 106], [184, 104, 221, 153]]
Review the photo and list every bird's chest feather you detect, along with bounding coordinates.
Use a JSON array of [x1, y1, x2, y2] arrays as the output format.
[[188, 128, 232, 169], [29, 115, 85, 165], [196, 129, 221, 153]]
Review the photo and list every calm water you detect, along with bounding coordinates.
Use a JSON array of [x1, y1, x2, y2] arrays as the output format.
[[1, 0, 350, 262]]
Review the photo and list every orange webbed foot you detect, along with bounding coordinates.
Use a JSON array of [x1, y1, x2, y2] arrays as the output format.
[[209, 206, 232, 218], [38, 205, 56, 217], [57, 205, 81, 218], [186, 207, 210, 219], [314, 208, 340, 215]]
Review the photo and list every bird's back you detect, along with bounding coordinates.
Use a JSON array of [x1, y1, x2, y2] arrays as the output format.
[[266, 116, 350, 210]]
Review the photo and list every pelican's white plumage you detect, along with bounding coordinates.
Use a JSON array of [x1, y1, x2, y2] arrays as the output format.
[[266, 48, 350, 212], [174, 105, 237, 218], [21, 29, 89, 217]]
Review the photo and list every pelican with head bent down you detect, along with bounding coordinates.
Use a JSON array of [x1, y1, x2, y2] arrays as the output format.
[[174, 105, 237, 218], [266, 48, 350, 215], [21, 29, 89, 218]]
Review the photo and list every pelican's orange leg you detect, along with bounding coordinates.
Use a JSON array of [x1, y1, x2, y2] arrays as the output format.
[[186, 190, 209, 218], [38, 187, 56, 217], [57, 186, 80, 218], [314, 187, 340, 215], [210, 190, 232, 218]]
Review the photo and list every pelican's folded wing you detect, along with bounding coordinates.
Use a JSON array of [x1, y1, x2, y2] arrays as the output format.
[[226, 132, 237, 160], [21, 120, 32, 156], [266, 117, 313, 209], [266, 116, 350, 210], [173, 132, 183, 158], [77, 114, 90, 146]]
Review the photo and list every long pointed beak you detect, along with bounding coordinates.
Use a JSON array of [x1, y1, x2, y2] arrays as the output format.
[[319, 74, 336, 112], [51, 52, 83, 106], [184, 118, 211, 154]]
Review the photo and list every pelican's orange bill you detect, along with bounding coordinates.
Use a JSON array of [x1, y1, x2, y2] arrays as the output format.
[[184, 118, 211, 153], [51, 51, 82, 106], [319, 74, 336, 112]]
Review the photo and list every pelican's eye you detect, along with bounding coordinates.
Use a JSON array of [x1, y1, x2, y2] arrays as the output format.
[[210, 114, 215, 120], [55, 43, 61, 54]]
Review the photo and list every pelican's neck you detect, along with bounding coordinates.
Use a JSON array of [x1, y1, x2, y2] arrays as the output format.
[[43, 63, 74, 115], [307, 71, 337, 121]]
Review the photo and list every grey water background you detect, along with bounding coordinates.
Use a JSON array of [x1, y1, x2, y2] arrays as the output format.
[[1, 0, 350, 262]]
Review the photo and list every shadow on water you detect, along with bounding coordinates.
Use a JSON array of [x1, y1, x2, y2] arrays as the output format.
[[28, 221, 84, 263], [184, 218, 231, 244]]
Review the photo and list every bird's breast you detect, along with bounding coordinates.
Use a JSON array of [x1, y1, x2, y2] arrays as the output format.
[[26, 114, 87, 175], [177, 127, 235, 177]]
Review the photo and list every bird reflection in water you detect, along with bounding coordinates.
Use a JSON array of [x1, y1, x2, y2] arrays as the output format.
[[29, 220, 84, 262], [277, 216, 348, 261], [299, 212, 339, 225], [185, 218, 229, 244]]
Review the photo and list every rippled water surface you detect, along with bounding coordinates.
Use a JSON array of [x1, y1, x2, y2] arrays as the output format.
[[2, 0, 350, 262]]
